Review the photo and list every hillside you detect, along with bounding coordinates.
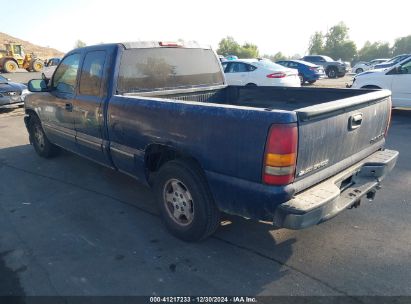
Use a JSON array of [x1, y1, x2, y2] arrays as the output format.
[[0, 32, 64, 59]]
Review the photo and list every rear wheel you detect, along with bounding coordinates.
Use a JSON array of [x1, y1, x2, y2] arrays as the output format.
[[299, 75, 305, 85], [245, 83, 257, 87], [327, 67, 338, 78], [355, 68, 364, 74], [28, 115, 60, 158], [153, 159, 221, 242], [3, 60, 18, 73], [307, 80, 316, 84]]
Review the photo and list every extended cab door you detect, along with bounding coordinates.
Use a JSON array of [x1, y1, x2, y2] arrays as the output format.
[[390, 58, 411, 107], [43, 53, 81, 151], [73, 50, 113, 166]]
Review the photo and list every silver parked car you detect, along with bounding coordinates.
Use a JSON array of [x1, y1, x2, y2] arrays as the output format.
[[0, 74, 29, 108]]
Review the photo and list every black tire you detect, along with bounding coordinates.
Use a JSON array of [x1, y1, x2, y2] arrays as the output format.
[[327, 66, 338, 78], [3, 60, 18, 73], [355, 68, 363, 74], [245, 83, 257, 87], [28, 115, 59, 158], [30, 60, 44, 72], [153, 159, 221, 242], [299, 75, 305, 85], [307, 80, 316, 84]]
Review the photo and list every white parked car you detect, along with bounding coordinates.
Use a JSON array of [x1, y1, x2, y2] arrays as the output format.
[[352, 58, 389, 74], [222, 59, 300, 87], [351, 57, 411, 107]]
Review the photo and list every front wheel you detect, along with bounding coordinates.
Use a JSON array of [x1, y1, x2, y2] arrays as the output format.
[[153, 159, 221, 242], [28, 115, 60, 158], [307, 80, 316, 84]]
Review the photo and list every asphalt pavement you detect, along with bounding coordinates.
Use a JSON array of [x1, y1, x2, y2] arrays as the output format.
[[0, 74, 410, 298]]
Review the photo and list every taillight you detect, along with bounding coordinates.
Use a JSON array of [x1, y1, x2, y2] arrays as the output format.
[[267, 72, 286, 78], [309, 67, 317, 71], [384, 99, 392, 137], [262, 123, 298, 185], [159, 41, 182, 47]]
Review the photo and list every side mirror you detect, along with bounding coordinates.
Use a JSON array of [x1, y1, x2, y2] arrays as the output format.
[[28, 79, 49, 92]]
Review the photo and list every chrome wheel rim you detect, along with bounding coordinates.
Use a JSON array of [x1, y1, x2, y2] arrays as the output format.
[[163, 178, 194, 226], [34, 125, 45, 150]]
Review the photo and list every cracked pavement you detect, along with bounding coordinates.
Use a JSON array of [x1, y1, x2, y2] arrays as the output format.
[[0, 108, 410, 297]]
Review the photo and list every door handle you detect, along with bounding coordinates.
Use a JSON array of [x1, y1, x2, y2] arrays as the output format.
[[349, 113, 363, 130], [65, 103, 73, 112]]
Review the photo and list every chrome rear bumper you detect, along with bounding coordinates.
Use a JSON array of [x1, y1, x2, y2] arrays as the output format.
[[273, 149, 399, 229]]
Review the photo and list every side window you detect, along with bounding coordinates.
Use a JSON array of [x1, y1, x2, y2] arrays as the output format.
[[53, 54, 81, 94], [400, 60, 411, 74], [247, 64, 257, 71], [79, 51, 106, 96], [229, 63, 248, 73], [288, 62, 298, 68]]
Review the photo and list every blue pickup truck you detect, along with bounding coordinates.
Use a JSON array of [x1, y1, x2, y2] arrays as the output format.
[[24, 41, 398, 241]]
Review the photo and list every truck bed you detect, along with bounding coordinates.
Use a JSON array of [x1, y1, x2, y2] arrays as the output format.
[[130, 85, 374, 112]]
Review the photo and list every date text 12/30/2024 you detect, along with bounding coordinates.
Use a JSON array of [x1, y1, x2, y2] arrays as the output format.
[[150, 297, 257, 303]]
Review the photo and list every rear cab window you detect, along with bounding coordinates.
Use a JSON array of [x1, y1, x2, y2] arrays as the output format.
[[117, 48, 224, 93]]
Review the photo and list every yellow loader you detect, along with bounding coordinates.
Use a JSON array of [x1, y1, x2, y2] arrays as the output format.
[[0, 43, 44, 73]]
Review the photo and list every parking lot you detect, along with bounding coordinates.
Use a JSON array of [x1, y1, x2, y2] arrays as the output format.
[[0, 72, 410, 297]]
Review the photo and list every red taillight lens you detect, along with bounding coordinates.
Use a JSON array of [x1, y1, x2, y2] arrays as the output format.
[[262, 123, 298, 186], [309, 67, 317, 71], [384, 99, 392, 137], [267, 72, 286, 78], [159, 41, 182, 47]]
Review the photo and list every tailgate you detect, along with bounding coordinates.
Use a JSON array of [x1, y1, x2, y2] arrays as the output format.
[[293, 90, 391, 191]]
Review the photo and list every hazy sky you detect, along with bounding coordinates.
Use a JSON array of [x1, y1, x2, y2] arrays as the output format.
[[2, 0, 410, 56]]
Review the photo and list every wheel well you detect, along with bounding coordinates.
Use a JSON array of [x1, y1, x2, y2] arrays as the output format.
[[1, 57, 18, 65], [144, 144, 203, 183], [245, 83, 257, 86], [361, 85, 381, 89], [25, 109, 38, 120]]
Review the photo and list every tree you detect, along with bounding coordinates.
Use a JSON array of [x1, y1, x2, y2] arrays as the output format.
[[217, 36, 240, 56], [217, 37, 259, 58], [392, 35, 411, 56], [238, 42, 259, 58], [323, 22, 357, 61], [308, 32, 324, 55], [74, 40, 87, 48], [357, 41, 391, 62], [307, 22, 357, 62], [263, 52, 288, 62]]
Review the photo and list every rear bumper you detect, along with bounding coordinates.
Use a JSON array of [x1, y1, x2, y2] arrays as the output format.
[[273, 149, 398, 229]]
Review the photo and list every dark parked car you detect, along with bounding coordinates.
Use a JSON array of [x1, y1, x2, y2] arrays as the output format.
[[24, 41, 398, 241], [301, 55, 347, 78], [374, 54, 411, 69], [0, 74, 28, 108], [276, 59, 325, 84]]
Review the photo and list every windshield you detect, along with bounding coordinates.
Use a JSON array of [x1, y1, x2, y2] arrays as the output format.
[[255, 60, 286, 70], [0, 75, 8, 83], [117, 48, 224, 93]]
